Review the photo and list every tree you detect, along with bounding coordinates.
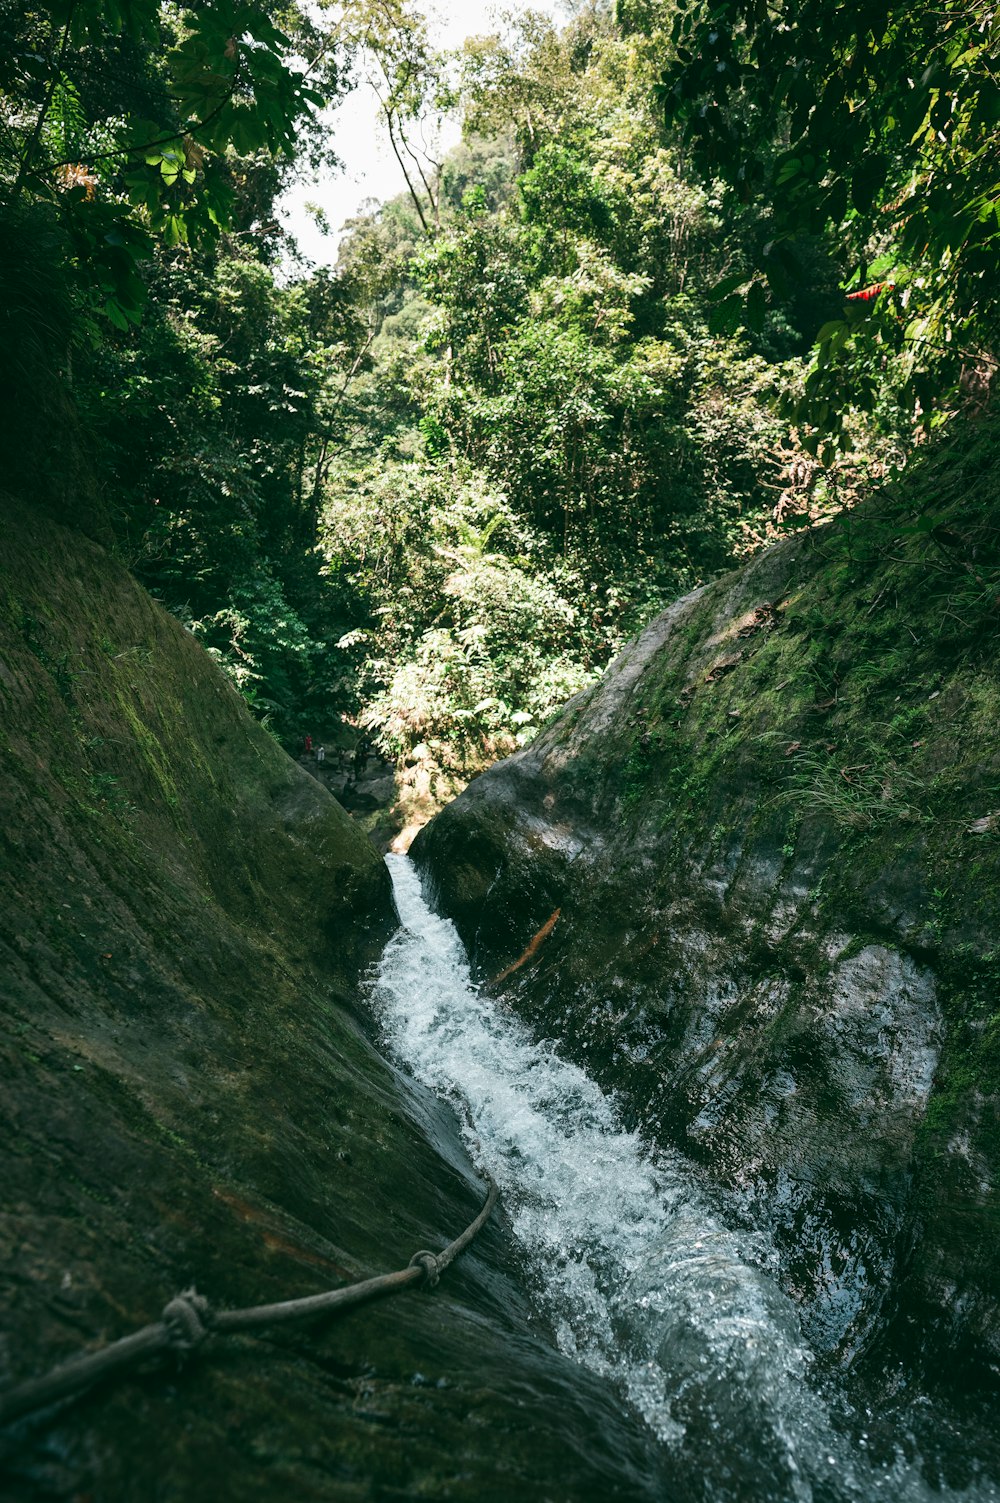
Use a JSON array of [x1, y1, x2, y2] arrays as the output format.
[[653, 0, 1000, 440], [336, 0, 455, 236], [1, 2, 330, 328]]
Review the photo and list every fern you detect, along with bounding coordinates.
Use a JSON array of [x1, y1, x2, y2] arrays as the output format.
[[40, 75, 87, 163]]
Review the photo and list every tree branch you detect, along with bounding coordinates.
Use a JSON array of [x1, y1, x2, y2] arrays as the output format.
[[375, 90, 431, 234], [46, 88, 236, 174]]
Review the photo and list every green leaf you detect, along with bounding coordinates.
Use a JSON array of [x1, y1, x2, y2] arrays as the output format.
[[708, 293, 743, 336], [825, 177, 848, 225], [745, 281, 766, 331], [709, 271, 748, 300], [105, 299, 129, 331], [851, 156, 887, 214]]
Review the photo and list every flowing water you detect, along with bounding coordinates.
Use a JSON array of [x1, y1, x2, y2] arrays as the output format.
[[372, 855, 996, 1503]]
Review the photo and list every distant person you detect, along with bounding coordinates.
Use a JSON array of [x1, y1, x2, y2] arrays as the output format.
[[316, 745, 326, 765], [304, 733, 313, 755], [353, 737, 369, 778]]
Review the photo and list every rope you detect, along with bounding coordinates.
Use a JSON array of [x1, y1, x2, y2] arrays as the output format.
[[0, 1178, 498, 1428], [162, 1290, 212, 1352]]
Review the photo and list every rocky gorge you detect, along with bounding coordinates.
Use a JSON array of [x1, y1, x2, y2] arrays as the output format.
[[413, 421, 1000, 1489], [0, 498, 673, 1501], [2, 418, 999, 1502]]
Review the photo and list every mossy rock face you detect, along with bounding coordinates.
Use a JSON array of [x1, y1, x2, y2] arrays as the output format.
[[0, 503, 675, 1501], [414, 420, 1000, 1456]]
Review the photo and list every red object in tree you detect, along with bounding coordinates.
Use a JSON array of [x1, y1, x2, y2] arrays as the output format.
[[845, 282, 893, 302]]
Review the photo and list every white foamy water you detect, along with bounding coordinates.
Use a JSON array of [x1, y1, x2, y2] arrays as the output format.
[[372, 855, 996, 1503]]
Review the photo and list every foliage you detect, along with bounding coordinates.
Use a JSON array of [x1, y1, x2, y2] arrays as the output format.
[[71, 228, 377, 741], [1, 1, 332, 328], [309, 0, 910, 784], [337, 0, 457, 236], [0, 0, 348, 566], [0, 0, 937, 796], [652, 0, 1000, 440], [320, 459, 598, 774], [191, 570, 323, 725]]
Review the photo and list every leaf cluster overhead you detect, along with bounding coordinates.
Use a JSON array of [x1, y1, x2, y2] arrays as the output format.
[[2, 1, 331, 326], [653, 0, 1000, 434]]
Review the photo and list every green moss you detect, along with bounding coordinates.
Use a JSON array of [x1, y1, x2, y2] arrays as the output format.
[[116, 691, 181, 809], [672, 421, 1000, 1154]]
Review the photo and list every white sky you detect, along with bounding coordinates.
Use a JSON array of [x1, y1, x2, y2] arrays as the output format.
[[280, 0, 566, 265]]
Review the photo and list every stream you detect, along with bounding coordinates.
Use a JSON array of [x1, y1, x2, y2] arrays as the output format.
[[372, 855, 996, 1503]]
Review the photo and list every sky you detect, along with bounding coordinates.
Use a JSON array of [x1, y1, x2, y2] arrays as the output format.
[[280, 0, 566, 265]]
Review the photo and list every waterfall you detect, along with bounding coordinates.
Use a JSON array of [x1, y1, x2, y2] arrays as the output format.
[[372, 855, 996, 1503]]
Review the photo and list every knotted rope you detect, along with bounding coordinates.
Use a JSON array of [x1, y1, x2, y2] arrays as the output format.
[[162, 1290, 212, 1353], [408, 1251, 441, 1287], [0, 1177, 498, 1427]]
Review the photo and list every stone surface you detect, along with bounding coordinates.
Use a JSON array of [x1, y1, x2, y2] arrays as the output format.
[[0, 502, 676, 1502], [414, 442, 1000, 1472]]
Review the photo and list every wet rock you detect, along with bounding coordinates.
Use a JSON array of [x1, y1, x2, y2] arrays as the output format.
[[414, 470, 1000, 1462], [0, 506, 676, 1502]]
